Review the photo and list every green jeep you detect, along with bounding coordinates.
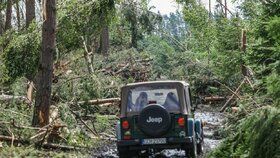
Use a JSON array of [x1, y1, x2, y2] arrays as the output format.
[[116, 81, 204, 158]]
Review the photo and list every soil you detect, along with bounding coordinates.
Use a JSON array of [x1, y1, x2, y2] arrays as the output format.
[[92, 104, 225, 158]]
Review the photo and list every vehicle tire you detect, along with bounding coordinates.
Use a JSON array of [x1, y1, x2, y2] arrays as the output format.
[[195, 121, 204, 155], [118, 147, 138, 158], [185, 120, 197, 158], [185, 139, 197, 158], [197, 128, 204, 154], [197, 142, 203, 155]]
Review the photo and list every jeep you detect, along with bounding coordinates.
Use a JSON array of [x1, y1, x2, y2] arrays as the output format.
[[116, 81, 204, 158]]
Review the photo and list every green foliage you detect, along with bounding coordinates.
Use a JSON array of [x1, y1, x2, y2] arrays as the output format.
[[142, 36, 175, 77], [158, 11, 188, 52], [120, 0, 162, 48], [1, 0, 279, 156], [182, 0, 209, 30], [213, 18, 243, 83], [266, 16, 280, 42], [181, 0, 216, 53], [0, 101, 33, 140], [1, 24, 40, 84], [55, 72, 122, 102], [209, 106, 280, 158], [57, 0, 116, 51], [241, 0, 280, 102], [54, 50, 148, 103], [266, 72, 280, 105], [0, 146, 89, 157], [95, 114, 117, 133], [178, 0, 244, 85]]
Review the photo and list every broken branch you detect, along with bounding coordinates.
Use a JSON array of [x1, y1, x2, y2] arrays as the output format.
[[220, 78, 246, 112], [214, 80, 242, 99], [69, 108, 99, 136]]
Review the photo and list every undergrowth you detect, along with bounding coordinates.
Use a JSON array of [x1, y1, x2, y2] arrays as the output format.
[[0, 146, 89, 158], [209, 105, 280, 158]]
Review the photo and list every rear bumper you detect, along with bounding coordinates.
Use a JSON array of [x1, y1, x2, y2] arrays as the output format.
[[117, 137, 193, 150]]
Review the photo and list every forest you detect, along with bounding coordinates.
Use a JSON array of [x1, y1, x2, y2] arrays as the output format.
[[0, 0, 279, 157]]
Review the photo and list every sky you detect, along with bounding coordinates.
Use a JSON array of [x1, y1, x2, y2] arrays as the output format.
[[149, 0, 179, 15], [149, 0, 236, 15]]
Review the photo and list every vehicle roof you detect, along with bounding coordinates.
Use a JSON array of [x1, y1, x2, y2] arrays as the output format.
[[123, 80, 189, 87], [120, 80, 191, 116]]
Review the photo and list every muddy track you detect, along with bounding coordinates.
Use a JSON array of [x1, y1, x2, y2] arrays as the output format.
[[92, 104, 225, 158]]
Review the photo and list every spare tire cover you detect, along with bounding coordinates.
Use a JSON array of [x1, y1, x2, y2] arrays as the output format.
[[138, 104, 171, 137]]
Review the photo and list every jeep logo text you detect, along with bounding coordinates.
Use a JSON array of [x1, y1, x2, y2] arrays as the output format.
[[146, 116, 163, 123]]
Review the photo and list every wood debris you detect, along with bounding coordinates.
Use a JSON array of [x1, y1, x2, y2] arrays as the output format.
[[98, 58, 153, 82]]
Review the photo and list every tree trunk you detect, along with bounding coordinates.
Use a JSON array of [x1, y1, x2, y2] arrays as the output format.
[[0, 0, 4, 35], [20, 2, 25, 23], [0, 0, 3, 53], [131, 16, 137, 48], [208, 0, 211, 18], [224, 0, 227, 18], [130, 2, 137, 48], [100, 26, 109, 56], [15, 1, 21, 29], [82, 36, 94, 74], [26, 0, 35, 27], [32, 0, 56, 127], [25, 0, 36, 104], [5, 0, 12, 31]]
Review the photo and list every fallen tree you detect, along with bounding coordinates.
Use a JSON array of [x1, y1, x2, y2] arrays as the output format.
[[204, 96, 228, 102], [0, 94, 31, 104], [220, 78, 246, 112], [0, 135, 30, 145], [77, 98, 120, 106]]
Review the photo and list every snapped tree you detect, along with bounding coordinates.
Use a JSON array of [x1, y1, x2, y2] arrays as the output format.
[[32, 0, 56, 127]]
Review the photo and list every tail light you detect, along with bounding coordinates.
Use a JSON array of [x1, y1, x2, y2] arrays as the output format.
[[178, 117, 185, 127], [122, 120, 129, 130]]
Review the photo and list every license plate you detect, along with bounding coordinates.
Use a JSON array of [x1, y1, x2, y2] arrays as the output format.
[[142, 138, 167, 145]]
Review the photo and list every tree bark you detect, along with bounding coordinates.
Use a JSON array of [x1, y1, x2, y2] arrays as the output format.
[[0, 0, 4, 35], [224, 0, 227, 18], [27, 81, 34, 102], [130, 2, 137, 48], [208, 0, 211, 18], [26, 0, 35, 27], [5, 0, 12, 31], [32, 0, 56, 127], [100, 26, 109, 56], [15, 1, 21, 29], [131, 22, 137, 48], [0, 0, 3, 53], [25, 0, 36, 101], [81, 36, 94, 74]]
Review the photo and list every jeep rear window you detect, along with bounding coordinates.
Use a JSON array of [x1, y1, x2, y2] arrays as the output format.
[[127, 86, 180, 113]]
